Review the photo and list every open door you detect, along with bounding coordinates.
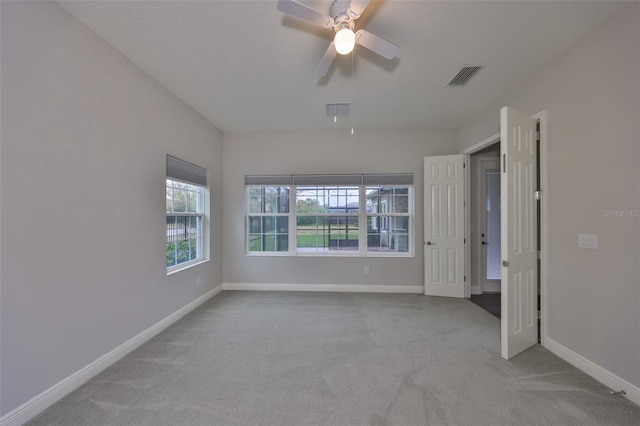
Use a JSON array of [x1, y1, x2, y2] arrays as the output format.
[[424, 155, 465, 298], [500, 106, 538, 359]]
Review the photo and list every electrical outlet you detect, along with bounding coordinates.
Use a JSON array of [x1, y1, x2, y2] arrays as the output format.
[[578, 234, 598, 250], [196, 276, 202, 286], [364, 266, 369, 275]]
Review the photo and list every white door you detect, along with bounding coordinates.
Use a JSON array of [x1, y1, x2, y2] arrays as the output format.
[[424, 155, 465, 298], [500, 106, 538, 359]]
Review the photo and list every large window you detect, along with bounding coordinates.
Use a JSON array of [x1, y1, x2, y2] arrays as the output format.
[[245, 174, 413, 256], [166, 156, 207, 272]]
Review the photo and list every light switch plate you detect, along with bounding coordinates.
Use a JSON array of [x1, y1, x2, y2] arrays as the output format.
[[578, 234, 598, 249]]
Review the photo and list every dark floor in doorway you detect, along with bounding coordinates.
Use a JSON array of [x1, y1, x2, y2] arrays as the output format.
[[470, 293, 501, 319]]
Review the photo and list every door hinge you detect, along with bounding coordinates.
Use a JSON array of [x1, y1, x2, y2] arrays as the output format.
[[538, 250, 541, 260], [464, 275, 467, 282], [535, 190, 542, 200], [537, 130, 540, 142], [463, 163, 466, 169], [502, 153, 506, 173], [464, 238, 466, 244]]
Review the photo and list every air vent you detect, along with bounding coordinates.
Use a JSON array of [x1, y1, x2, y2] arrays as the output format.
[[447, 66, 484, 87], [326, 102, 350, 116]]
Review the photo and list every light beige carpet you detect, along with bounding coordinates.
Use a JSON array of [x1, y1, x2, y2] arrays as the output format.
[[28, 291, 640, 425]]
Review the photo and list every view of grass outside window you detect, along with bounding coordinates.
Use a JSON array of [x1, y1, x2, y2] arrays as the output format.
[[296, 186, 360, 252], [246, 174, 413, 256], [166, 179, 204, 269], [248, 186, 290, 252]]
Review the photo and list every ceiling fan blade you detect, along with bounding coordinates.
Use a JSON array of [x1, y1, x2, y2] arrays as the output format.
[[355, 29, 399, 61], [277, 0, 334, 28], [315, 42, 337, 78], [348, 0, 371, 19]]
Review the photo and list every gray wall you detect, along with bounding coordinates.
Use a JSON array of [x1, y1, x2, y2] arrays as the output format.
[[2, 0, 637, 418], [222, 129, 456, 287], [0, 1, 223, 415], [456, 4, 640, 388]]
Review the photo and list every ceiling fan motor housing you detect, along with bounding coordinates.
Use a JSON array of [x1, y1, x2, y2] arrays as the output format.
[[331, 0, 356, 31]]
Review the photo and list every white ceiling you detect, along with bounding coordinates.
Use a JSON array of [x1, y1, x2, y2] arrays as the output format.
[[58, 0, 629, 133]]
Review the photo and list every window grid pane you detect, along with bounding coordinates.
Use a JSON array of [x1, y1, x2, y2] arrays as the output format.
[[248, 216, 289, 252], [366, 186, 411, 253], [367, 215, 409, 253], [296, 216, 359, 252], [296, 186, 360, 214], [166, 178, 205, 269], [249, 186, 290, 214], [166, 179, 202, 214]]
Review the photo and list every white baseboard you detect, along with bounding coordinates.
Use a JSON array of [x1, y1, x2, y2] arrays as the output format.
[[544, 337, 640, 406], [223, 282, 423, 294], [483, 282, 500, 293], [0, 285, 223, 426]]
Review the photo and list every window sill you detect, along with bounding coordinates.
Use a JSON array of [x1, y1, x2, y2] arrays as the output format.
[[245, 252, 414, 258], [167, 258, 209, 276]]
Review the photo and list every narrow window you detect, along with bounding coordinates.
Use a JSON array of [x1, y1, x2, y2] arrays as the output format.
[[366, 186, 411, 253], [166, 156, 207, 272], [247, 185, 290, 253]]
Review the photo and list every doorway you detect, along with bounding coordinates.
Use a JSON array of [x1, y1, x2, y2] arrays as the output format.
[[463, 112, 545, 355], [426, 108, 547, 359], [469, 144, 501, 318]]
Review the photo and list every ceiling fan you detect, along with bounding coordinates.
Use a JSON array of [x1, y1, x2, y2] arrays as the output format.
[[277, 0, 399, 77]]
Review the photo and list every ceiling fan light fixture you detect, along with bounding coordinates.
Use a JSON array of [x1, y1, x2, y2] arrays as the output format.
[[277, 0, 398, 77], [334, 27, 355, 55]]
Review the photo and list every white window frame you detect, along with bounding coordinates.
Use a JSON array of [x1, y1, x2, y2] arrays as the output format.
[[246, 186, 291, 254], [295, 185, 361, 255], [364, 186, 412, 255], [166, 156, 209, 274], [245, 174, 414, 258]]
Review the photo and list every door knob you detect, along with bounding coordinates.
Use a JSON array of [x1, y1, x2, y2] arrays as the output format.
[[482, 241, 489, 245], [426, 241, 434, 245]]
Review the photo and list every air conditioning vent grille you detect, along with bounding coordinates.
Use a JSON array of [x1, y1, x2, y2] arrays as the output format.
[[326, 102, 350, 116], [447, 66, 484, 87]]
